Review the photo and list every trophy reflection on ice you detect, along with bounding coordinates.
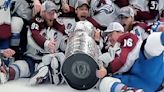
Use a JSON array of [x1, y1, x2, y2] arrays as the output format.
[[62, 21, 100, 90]]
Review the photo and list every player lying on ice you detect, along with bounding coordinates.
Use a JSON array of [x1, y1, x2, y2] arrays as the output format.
[[96, 22, 164, 92]]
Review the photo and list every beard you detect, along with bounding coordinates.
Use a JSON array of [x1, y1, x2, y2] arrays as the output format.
[[122, 23, 132, 32], [123, 24, 128, 31], [46, 19, 54, 27]]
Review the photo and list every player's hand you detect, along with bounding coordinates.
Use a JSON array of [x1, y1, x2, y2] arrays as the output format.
[[2, 48, 15, 58], [94, 28, 101, 42], [104, 39, 112, 50], [33, 0, 42, 16], [62, 0, 70, 13], [158, 25, 164, 32], [62, 3, 70, 13], [96, 66, 107, 78], [108, 42, 121, 56], [98, 52, 114, 67], [48, 40, 56, 53]]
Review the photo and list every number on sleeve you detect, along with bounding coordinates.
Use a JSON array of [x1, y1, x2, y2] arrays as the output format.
[[31, 23, 39, 30], [123, 38, 133, 47]]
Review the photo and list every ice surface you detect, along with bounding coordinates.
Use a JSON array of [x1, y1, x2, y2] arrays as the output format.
[[0, 78, 99, 92]]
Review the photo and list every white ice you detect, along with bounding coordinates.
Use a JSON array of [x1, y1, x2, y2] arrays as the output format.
[[0, 78, 99, 92]]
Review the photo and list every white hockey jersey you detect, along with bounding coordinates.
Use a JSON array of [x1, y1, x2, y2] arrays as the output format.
[[0, 0, 11, 25], [89, 0, 119, 27], [26, 17, 66, 60]]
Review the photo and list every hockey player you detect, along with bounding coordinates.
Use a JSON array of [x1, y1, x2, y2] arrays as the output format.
[[129, 0, 160, 25], [0, 0, 32, 83], [60, 0, 104, 50], [0, 0, 12, 62], [113, 0, 162, 25], [60, 0, 90, 34], [0, 0, 32, 63], [97, 22, 164, 92], [33, 0, 61, 16], [0, 1, 66, 85], [118, 6, 150, 40], [28, 1, 66, 85], [33, 0, 75, 17], [60, 0, 120, 31]]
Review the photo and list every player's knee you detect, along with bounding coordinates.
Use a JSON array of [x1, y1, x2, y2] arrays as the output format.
[[42, 54, 54, 65], [54, 52, 65, 65]]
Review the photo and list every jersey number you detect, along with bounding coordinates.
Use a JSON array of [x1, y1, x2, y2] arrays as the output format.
[[31, 23, 39, 30], [150, 1, 159, 10], [123, 38, 133, 47]]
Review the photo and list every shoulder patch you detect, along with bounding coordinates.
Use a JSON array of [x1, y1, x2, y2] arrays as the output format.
[[35, 17, 44, 23]]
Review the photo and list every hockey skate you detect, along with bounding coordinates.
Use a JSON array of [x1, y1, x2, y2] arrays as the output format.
[[29, 65, 49, 85]]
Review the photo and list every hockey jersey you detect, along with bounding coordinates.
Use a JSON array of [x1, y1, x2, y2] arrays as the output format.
[[0, 0, 12, 39], [89, 0, 119, 28], [108, 33, 142, 74], [130, 0, 159, 24], [26, 16, 66, 60]]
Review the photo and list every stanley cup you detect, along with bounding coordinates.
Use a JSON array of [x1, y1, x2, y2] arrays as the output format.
[[62, 28, 99, 90]]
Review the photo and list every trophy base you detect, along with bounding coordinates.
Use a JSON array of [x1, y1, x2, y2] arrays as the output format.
[[62, 53, 99, 90]]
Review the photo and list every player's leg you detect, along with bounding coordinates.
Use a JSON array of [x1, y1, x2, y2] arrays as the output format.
[[99, 77, 144, 92]]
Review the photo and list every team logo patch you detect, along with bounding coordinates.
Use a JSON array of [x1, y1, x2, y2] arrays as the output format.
[[35, 17, 44, 23], [134, 29, 141, 36], [0, 0, 13, 10], [93, 3, 114, 15], [99, 4, 114, 14], [67, 23, 72, 30]]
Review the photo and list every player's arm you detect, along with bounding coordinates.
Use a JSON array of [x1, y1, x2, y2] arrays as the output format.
[[30, 17, 46, 49], [113, 0, 129, 8], [135, 10, 158, 21], [53, 19, 65, 34], [134, 0, 159, 21], [107, 33, 140, 73]]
